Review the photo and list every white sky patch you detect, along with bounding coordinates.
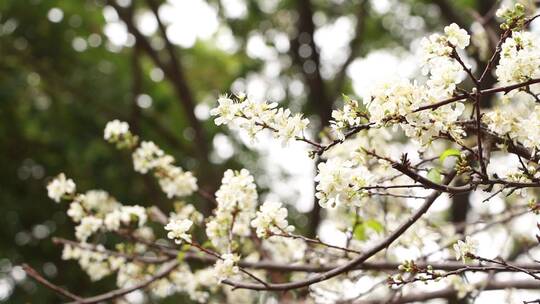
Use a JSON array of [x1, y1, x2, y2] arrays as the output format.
[[370, 0, 391, 15], [319, 219, 347, 246], [103, 21, 129, 46], [159, 0, 218, 48], [212, 133, 235, 161], [194, 103, 211, 120], [245, 74, 269, 102], [215, 26, 239, 53], [220, 0, 247, 19], [135, 10, 158, 36], [272, 32, 290, 53], [231, 123, 315, 213], [247, 33, 277, 60], [102, 6, 119, 23], [348, 50, 417, 97], [314, 15, 355, 77]]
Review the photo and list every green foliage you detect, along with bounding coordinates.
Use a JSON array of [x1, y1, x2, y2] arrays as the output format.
[[353, 219, 384, 241], [427, 168, 442, 184], [439, 148, 461, 163]]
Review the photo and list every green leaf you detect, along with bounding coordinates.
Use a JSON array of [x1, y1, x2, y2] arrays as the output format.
[[427, 168, 442, 184], [439, 148, 461, 163], [353, 224, 366, 241], [181, 244, 191, 251], [365, 219, 384, 234], [177, 251, 186, 261], [201, 241, 213, 248]]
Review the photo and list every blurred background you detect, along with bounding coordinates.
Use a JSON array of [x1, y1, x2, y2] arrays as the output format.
[[0, 0, 508, 302]]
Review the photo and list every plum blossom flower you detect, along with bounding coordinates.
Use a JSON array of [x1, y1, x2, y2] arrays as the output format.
[[47, 173, 76, 202], [453, 236, 478, 262], [104, 119, 129, 141], [444, 23, 470, 49], [251, 201, 294, 238], [75, 216, 103, 242], [165, 219, 193, 244], [213, 253, 239, 282]]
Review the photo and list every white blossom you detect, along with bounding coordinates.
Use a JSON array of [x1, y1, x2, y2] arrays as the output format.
[[120, 205, 147, 227], [315, 158, 371, 208], [251, 201, 293, 238], [158, 165, 198, 198], [47, 173, 76, 202], [67, 201, 85, 222], [213, 253, 239, 282], [444, 23, 470, 49], [75, 216, 103, 242], [453, 236, 478, 262], [210, 96, 241, 126], [210, 95, 309, 145], [104, 209, 122, 231], [164, 218, 193, 244], [104, 119, 129, 141], [496, 31, 540, 86], [206, 169, 257, 249], [132, 141, 165, 174]]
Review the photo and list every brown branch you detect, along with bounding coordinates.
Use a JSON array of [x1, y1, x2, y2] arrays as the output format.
[[470, 254, 540, 281], [359, 279, 540, 304], [413, 77, 540, 113], [365, 151, 474, 194], [52, 237, 169, 264], [49, 234, 540, 274], [317, 123, 375, 156], [22, 264, 83, 302], [67, 260, 179, 304]]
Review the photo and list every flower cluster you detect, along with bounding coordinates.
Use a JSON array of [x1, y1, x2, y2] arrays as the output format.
[[67, 190, 120, 223], [213, 253, 239, 282], [62, 244, 125, 281], [496, 31, 540, 86], [103, 205, 148, 232], [170, 201, 204, 225], [315, 158, 372, 208], [483, 100, 540, 154], [165, 218, 193, 244], [47, 173, 76, 202], [496, 3, 527, 30], [339, 24, 469, 146], [329, 23, 469, 148], [420, 23, 469, 62], [103, 119, 138, 149], [49, 177, 148, 242], [251, 201, 294, 238], [330, 96, 367, 140], [210, 94, 309, 144], [132, 141, 198, 198], [453, 236, 478, 263], [75, 216, 103, 242], [206, 169, 258, 249], [169, 265, 215, 302], [104, 120, 198, 199]]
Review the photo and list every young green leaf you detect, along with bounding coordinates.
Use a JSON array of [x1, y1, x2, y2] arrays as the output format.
[[439, 148, 461, 163], [427, 168, 442, 184], [353, 224, 367, 241], [365, 219, 384, 234]]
